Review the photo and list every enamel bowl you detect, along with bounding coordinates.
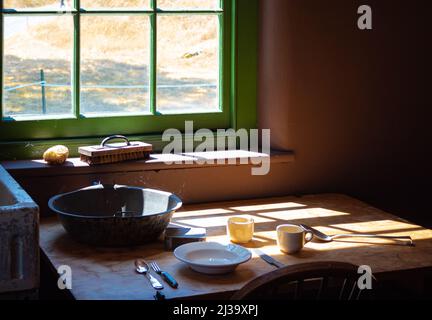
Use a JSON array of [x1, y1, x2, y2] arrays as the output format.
[[174, 242, 252, 275], [48, 184, 182, 246]]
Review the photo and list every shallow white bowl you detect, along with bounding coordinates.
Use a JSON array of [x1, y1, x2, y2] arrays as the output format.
[[174, 242, 252, 275]]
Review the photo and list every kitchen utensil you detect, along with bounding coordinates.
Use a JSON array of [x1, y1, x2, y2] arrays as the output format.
[[49, 184, 182, 246], [79, 135, 152, 165], [164, 224, 206, 251], [135, 259, 164, 290], [299, 224, 414, 246], [174, 242, 251, 275], [277, 224, 313, 254], [253, 249, 285, 268], [150, 261, 178, 289], [154, 291, 166, 300], [227, 216, 254, 243]]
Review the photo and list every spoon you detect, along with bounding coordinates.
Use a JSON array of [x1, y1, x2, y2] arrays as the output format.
[[135, 259, 164, 290], [299, 224, 414, 246]]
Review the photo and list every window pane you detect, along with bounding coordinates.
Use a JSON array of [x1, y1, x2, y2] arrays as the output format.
[[3, 16, 73, 118], [157, 15, 219, 113], [80, 0, 149, 9], [81, 16, 150, 115], [3, 0, 66, 9], [157, 0, 220, 10]]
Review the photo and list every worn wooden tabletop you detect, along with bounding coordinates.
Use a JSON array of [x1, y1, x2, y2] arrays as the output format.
[[39, 194, 432, 300]]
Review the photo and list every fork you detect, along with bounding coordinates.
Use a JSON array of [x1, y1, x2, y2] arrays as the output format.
[[150, 262, 179, 289]]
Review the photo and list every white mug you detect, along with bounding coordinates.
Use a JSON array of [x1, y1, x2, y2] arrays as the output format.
[[277, 224, 313, 254]]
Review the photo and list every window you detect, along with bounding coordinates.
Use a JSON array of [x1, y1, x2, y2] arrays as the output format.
[[0, 0, 233, 142]]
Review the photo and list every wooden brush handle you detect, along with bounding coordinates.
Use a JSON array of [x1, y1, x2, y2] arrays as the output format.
[[101, 135, 131, 148]]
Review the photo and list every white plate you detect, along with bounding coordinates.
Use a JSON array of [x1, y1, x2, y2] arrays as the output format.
[[174, 242, 252, 275]]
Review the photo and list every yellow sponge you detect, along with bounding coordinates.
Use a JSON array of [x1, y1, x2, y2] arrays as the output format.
[[43, 145, 69, 165]]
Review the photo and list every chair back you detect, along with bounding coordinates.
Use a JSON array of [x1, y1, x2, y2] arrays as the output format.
[[231, 261, 375, 300]]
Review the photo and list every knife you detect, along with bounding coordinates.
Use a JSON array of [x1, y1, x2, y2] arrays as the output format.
[[254, 249, 285, 268]]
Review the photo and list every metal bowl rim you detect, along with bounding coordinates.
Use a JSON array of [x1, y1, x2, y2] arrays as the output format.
[[48, 184, 183, 219]]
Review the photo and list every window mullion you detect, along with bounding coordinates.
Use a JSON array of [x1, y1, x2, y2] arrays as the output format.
[[73, 0, 81, 119], [150, 0, 157, 115], [219, 11, 224, 112]]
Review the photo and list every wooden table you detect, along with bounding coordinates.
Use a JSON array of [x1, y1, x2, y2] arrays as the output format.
[[39, 194, 432, 300]]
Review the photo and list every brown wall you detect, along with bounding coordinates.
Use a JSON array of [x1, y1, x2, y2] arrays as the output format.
[[258, 0, 432, 226]]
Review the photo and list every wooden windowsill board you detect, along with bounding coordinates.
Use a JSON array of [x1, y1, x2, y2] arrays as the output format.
[[1, 150, 295, 177]]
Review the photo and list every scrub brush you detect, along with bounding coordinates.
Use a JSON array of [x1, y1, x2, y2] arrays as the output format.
[[79, 135, 152, 165]]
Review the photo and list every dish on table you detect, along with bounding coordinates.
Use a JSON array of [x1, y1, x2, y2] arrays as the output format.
[[48, 184, 182, 246], [174, 242, 252, 275]]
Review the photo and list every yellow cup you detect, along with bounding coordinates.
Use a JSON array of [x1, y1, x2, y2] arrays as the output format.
[[227, 217, 254, 243]]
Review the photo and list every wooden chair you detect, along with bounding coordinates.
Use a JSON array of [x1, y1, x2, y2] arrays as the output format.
[[231, 261, 376, 300]]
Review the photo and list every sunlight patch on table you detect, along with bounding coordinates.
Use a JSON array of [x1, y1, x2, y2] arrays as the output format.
[[258, 208, 349, 221], [176, 214, 275, 228], [174, 208, 234, 218], [230, 202, 307, 212], [326, 220, 423, 235]]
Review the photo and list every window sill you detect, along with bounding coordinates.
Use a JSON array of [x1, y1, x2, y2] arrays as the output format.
[[1, 150, 295, 178]]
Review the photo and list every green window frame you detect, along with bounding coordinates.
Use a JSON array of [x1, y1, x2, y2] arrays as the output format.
[[0, 0, 257, 160]]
